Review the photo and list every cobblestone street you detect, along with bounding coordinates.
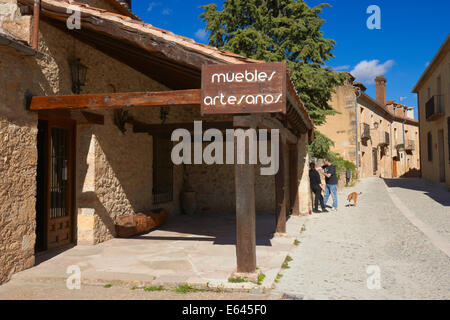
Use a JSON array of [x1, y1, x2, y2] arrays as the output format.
[[273, 178, 450, 300]]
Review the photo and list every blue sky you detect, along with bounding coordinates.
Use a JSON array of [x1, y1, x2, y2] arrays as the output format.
[[131, 1, 450, 120]]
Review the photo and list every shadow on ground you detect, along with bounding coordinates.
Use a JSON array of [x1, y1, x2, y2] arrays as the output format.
[[383, 178, 450, 207], [134, 212, 291, 246]]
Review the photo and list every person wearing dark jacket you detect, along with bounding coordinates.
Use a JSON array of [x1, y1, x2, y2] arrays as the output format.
[[309, 162, 327, 213], [319, 157, 338, 211]]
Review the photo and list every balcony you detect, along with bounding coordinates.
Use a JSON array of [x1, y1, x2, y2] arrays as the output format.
[[378, 131, 390, 146], [361, 123, 370, 141], [406, 140, 415, 151], [425, 95, 445, 121]]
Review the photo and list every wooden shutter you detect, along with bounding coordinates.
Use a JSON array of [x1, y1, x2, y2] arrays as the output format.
[[153, 135, 173, 204]]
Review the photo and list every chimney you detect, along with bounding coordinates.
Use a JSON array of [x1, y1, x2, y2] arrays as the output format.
[[375, 75, 387, 105]]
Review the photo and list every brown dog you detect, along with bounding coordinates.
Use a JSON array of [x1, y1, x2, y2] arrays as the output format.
[[347, 192, 362, 207]]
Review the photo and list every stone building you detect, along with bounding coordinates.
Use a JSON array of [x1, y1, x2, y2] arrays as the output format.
[[413, 34, 450, 186], [0, 0, 314, 284], [317, 74, 420, 178]]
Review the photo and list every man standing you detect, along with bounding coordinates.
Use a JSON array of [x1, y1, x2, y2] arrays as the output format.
[[319, 157, 338, 211], [309, 162, 327, 213]]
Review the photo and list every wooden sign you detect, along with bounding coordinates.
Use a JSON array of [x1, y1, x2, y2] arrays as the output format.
[[201, 61, 287, 115]]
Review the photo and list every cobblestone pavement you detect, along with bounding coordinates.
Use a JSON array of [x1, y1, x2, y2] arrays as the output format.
[[273, 178, 450, 300]]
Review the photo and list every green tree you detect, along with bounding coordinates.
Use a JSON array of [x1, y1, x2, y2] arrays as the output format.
[[200, 0, 348, 125], [308, 130, 333, 158]]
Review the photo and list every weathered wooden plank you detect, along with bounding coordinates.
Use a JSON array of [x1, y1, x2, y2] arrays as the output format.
[[37, 110, 104, 125], [289, 143, 300, 216], [275, 135, 287, 234], [234, 115, 257, 274], [29, 90, 201, 111], [201, 62, 287, 115], [133, 121, 233, 134], [18, 0, 225, 70]]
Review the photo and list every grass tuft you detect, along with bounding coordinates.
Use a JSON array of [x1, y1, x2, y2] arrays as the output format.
[[256, 273, 266, 285], [104, 284, 112, 288], [174, 284, 196, 293], [282, 255, 293, 269], [294, 239, 300, 246], [144, 285, 164, 292], [228, 276, 248, 283]]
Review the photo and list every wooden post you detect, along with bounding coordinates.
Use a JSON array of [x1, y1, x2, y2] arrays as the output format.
[[234, 116, 257, 274], [275, 135, 287, 234], [289, 143, 300, 216]]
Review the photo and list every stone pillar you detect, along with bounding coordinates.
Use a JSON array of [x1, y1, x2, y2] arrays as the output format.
[[298, 133, 312, 216], [76, 127, 98, 245]]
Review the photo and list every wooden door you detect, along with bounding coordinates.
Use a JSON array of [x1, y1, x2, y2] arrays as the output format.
[[392, 158, 398, 177], [438, 130, 445, 183], [46, 121, 75, 250], [372, 148, 378, 175]]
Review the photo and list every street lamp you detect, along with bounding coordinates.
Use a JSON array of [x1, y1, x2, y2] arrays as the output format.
[[69, 58, 88, 94]]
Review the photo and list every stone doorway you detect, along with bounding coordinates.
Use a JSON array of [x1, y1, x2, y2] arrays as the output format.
[[35, 119, 76, 253]]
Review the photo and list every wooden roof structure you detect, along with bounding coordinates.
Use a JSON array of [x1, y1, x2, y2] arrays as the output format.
[[22, 0, 314, 139]]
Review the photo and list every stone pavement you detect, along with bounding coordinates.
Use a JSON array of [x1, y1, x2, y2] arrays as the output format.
[[273, 177, 450, 300], [0, 213, 306, 298], [0, 278, 269, 300]]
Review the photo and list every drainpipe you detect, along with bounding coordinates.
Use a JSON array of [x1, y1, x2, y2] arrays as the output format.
[[31, 0, 41, 50], [354, 87, 362, 174]]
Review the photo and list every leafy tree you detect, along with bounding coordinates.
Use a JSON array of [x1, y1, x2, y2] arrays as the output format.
[[308, 130, 333, 158], [200, 0, 349, 125]]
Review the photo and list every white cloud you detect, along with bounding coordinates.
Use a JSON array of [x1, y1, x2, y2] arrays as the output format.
[[350, 59, 395, 84], [195, 28, 208, 41], [162, 8, 172, 15], [147, 2, 157, 12], [334, 65, 350, 71], [425, 61, 430, 67], [399, 96, 407, 102]]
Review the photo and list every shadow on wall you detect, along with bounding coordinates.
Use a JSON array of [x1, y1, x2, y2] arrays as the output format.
[[383, 178, 450, 207], [399, 168, 421, 178]]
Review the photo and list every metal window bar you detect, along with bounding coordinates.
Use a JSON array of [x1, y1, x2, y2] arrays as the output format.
[[50, 128, 68, 219]]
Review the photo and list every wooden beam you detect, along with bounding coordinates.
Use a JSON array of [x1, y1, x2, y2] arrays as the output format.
[[18, 0, 225, 70], [233, 115, 257, 274], [29, 89, 201, 111], [275, 135, 287, 234], [133, 121, 233, 134], [289, 143, 300, 216], [37, 110, 104, 125]]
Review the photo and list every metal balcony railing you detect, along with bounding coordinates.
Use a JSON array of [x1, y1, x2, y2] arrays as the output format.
[[378, 131, 390, 146], [425, 95, 445, 120], [361, 123, 370, 141], [406, 140, 415, 151]]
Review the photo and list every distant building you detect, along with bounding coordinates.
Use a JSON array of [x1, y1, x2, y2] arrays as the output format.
[[413, 34, 450, 186], [317, 74, 420, 179]]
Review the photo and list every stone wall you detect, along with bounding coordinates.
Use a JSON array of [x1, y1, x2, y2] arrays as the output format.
[[0, 3, 182, 281], [186, 162, 275, 215], [0, 46, 39, 284], [0, 0, 31, 42]]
